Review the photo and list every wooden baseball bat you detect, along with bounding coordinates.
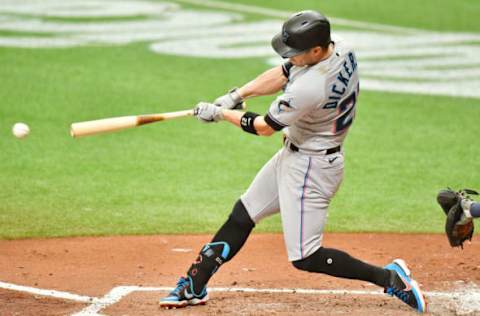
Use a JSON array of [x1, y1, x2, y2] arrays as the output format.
[[70, 109, 194, 138]]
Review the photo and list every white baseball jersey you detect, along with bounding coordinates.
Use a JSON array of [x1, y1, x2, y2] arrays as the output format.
[[265, 37, 359, 152], [241, 37, 360, 261]]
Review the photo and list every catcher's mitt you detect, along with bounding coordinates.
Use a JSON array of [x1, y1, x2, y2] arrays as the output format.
[[437, 188, 478, 248]]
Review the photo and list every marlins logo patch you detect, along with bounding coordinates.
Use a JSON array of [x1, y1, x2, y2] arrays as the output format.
[[277, 99, 294, 113]]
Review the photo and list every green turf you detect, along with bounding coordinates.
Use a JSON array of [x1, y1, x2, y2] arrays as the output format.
[[1, 1, 479, 239], [220, 0, 480, 32]]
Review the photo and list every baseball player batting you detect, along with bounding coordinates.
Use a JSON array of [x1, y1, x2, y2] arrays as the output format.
[[160, 10, 427, 312]]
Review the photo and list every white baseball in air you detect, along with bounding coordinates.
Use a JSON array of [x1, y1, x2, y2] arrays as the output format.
[[12, 122, 30, 139]]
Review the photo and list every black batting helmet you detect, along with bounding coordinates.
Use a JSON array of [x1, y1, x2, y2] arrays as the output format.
[[271, 10, 331, 58]]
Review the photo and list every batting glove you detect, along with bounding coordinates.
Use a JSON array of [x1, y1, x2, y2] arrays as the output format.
[[194, 102, 225, 123], [214, 88, 244, 109]]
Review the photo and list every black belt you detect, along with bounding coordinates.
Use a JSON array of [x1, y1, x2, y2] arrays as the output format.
[[289, 143, 341, 155]]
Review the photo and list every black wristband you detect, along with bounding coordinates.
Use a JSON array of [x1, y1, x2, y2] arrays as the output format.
[[240, 112, 259, 135]]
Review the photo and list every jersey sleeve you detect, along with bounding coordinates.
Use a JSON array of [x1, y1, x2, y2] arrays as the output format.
[[264, 84, 323, 131]]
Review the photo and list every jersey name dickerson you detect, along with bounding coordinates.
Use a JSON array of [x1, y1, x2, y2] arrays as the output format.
[[324, 52, 358, 109], [267, 39, 360, 151]]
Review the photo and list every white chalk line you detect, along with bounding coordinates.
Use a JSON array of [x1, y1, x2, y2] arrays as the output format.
[[0, 281, 95, 303], [1, 280, 478, 316]]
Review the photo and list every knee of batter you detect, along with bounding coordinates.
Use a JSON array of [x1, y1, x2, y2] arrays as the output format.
[[291, 247, 390, 288]]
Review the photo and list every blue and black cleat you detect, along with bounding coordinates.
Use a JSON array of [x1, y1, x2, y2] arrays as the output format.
[[159, 276, 208, 309], [384, 259, 427, 313]]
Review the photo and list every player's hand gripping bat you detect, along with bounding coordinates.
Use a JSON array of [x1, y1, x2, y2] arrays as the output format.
[[70, 109, 194, 138]]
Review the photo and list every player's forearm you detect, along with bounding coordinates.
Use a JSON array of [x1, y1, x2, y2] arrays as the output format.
[[222, 109, 275, 136], [237, 66, 287, 99]]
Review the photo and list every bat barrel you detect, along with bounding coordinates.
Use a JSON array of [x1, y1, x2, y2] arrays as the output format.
[[70, 109, 195, 138], [70, 116, 138, 138]]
